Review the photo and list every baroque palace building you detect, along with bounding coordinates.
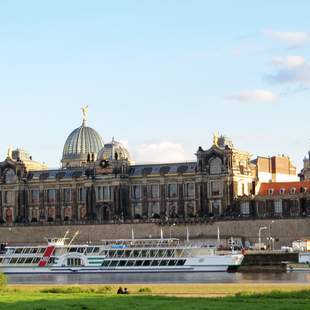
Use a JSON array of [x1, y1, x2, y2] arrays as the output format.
[[0, 109, 301, 225]]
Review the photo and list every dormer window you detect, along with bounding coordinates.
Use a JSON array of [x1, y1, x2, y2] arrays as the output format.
[[209, 157, 222, 175], [290, 187, 296, 194], [279, 188, 285, 195], [268, 188, 274, 195], [301, 187, 307, 193]]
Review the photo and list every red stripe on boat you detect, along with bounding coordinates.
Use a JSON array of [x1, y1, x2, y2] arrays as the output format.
[[38, 246, 55, 267]]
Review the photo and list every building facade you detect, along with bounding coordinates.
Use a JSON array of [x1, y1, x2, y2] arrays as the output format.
[[0, 112, 301, 225], [300, 151, 310, 181], [237, 181, 310, 219]]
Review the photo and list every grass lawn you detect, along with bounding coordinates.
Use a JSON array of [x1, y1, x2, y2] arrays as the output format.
[[0, 284, 309, 310]]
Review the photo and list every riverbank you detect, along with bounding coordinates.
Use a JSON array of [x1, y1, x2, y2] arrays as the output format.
[[5, 283, 310, 297], [0, 285, 310, 309]]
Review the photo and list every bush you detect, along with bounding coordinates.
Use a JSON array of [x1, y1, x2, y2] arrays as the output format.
[[41, 285, 112, 294], [137, 287, 152, 294], [0, 273, 7, 289], [235, 290, 310, 299]]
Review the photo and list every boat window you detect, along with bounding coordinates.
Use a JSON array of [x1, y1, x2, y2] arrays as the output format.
[[86, 247, 94, 254], [77, 248, 85, 253], [17, 257, 26, 264], [151, 260, 160, 266], [48, 257, 56, 264], [93, 247, 100, 253], [135, 260, 143, 266], [124, 250, 131, 258], [33, 258, 40, 264], [133, 250, 139, 257], [117, 250, 124, 257], [102, 260, 110, 267], [69, 247, 78, 253], [25, 258, 33, 264], [110, 261, 118, 267], [118, 260, 126, 267], [30, 248, 38, 254], [160, 260, 168, 266], [158, 250, 165, 257], [24, 248, 31, 254], [143, 260, 151, 266], [15, 248, 23, 254], [10, 257, 18, 264], [67, 258, 82, 266], [126, 260, 135, 266], [176, 260, 186, 266], [39, 248, 45, 253], [168, 260, 176, 266], [0, 258, 3, 264], [109, 251, 115, 257], [167, 250, 173, 257], [3, 258, 10, 264]]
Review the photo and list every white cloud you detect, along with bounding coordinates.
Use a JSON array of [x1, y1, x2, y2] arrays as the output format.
[[134, 141, 191, 163], [119, 139, 129, 149], [264, 30, 310, 47], [266, 56, 310, 85], [225, 90, 277, 103], [271, 56, 305, 68]]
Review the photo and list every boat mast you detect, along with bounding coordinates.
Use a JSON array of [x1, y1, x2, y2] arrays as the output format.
[[67, 231, 79, 247]]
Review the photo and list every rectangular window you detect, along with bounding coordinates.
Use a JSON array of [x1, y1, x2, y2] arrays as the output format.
[[240, 202, 250, 215], [185, 183, 195, 198], [30, 190, 39, 204], [168, 184, 178, 198], [4, 191, 14, 204], [97, 186, 110, 201], [63, 188, 71, 202], [103, 187, 110, 200], [132, 185, 141, 199], [97, 187, 103, 201], [46, 189, 56, 203], [274, 200, 282, 215], [78, 188, 86, 202], [211, 182, 220, 196], [149, 184, 159, 199]]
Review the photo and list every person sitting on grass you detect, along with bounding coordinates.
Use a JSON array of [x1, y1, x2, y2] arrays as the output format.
[[124, 288, 129, 294], [117, 286, 124, 294]]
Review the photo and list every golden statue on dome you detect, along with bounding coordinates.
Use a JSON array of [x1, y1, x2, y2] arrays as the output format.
[[81, 105, 89, 125], [213, 132, 219, 147], [7, 145, 12, 159]]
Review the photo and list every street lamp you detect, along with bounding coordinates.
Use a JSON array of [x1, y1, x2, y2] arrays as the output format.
[[268, 220, 275, 250], [258, 226, 267, 250], [169, 223, 176, 239]]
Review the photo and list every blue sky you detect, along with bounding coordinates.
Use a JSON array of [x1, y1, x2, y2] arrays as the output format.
[[0, 1, 309, 169]]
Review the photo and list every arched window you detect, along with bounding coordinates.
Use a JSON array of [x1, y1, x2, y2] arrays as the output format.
[[210, 157, 222, 174]]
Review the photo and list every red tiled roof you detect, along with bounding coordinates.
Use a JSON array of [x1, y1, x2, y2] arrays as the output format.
[[258, 181, 310, 196]]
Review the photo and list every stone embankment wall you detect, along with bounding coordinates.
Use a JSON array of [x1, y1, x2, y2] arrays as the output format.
[[0, 219, 309, 247]]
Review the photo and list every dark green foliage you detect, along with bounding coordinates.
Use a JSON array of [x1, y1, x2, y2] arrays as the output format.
[[137, 287, 152, 294], [0, 274, 7, 289], [40, 285, 112, 294]]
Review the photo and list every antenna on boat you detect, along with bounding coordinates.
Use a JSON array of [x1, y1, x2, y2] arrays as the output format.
[[186, 226, 190, 243], [67, 231, 79, 247], [160, 227, 163, 240], [131, 228, 135, 241], [63, 230, 70, 242]]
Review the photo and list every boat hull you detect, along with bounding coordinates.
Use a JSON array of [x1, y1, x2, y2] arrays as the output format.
[[0, 265, 236, 274]]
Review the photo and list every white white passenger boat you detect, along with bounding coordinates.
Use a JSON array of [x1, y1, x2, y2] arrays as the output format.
[[0, 233, 243, 274]]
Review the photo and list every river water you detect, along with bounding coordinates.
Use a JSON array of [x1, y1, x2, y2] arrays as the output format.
[[7, 272, 310, 284]]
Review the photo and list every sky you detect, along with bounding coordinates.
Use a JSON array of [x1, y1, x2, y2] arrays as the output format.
[[0, 0, 310, 170]]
